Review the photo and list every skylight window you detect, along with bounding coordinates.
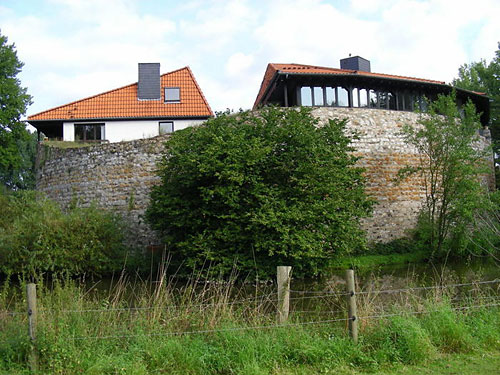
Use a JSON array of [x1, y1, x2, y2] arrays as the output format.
[[164, 87, 180, 103]]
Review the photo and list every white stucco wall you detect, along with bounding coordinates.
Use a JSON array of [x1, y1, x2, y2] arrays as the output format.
[[63, 118, 206, 143]]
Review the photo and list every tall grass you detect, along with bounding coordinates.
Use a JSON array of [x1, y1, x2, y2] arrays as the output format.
[[0, 272, 498, 374]]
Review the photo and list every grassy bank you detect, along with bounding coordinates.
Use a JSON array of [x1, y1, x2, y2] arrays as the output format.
[[331, 250, 429, 270], [0, 275, 498, 374]]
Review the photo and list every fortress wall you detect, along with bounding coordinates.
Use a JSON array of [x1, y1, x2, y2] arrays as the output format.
[[36, 109, 493, 247], [36, 135, 168, 246], [312, 107, 493, 242]]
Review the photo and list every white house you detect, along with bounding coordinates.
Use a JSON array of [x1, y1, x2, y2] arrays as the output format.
[[28, 63, 213, 143]]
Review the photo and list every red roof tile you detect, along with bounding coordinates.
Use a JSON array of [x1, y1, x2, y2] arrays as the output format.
[[254, 63, 447, 108], [28, 67, 213, 121]]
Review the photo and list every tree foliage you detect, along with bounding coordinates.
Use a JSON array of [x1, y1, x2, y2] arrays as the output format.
[[147, 107, 373, 277], [452, 43, 500, 159], [0, 189, 130, 277], [0, 30, 35, 189], [399, 93, 490, 256]]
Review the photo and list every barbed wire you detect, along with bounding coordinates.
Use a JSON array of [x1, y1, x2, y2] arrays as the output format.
[[51, 292, 278, 314], [70, 316, 352, 341], [1, 279, 498, 316], [290, 289, 350, 296], [290, 309, 345, 315], [358, 302, 500, 321], [288, 294, 347, 301], [0, 310, 24, 316], [356, 279, 500, 295], [68, 301, 500, 341]]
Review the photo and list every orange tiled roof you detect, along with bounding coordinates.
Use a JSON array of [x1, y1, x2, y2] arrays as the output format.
[[254, 63, 447, 108], [28, 67, 213, 121]]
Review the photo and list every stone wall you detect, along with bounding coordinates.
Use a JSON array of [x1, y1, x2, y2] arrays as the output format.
[[36, 108, 493, 247], [312, 107, 493, 242], [36, 135, 169, 246]]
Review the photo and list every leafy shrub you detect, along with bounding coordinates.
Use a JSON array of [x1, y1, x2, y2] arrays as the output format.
[[147, 107, 373, 277], [399, 93, 490, 256], [0, 190, 129, 277]]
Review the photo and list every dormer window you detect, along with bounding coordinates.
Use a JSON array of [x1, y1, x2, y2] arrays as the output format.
[[165, 87, 180, 103]]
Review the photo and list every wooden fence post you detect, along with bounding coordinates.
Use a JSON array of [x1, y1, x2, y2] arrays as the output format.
[[345, 269, 358, 344], [277, 266, 291, 324], [26, 283, 38, 372]]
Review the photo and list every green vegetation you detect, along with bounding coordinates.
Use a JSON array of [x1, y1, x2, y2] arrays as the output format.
[[453, 42, 500, 183], [0, 30, 36, 190], [42, 140, 94, 149], [399, 92, 491, 257], [370, 352, 500, 375], [147, 107, 373, 278], [0, 189, 130, 277], [0, 276, 498, 374], [330, 251, 429, 270]]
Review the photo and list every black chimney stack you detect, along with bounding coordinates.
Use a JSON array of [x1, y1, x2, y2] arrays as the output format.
[[340, 56, 371, 72], [138, 63, 161, 100]]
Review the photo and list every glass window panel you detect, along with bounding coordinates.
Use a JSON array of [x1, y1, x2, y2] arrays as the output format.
[[313, 87, 324, 106], [74, 123, 104, 141], [95, 124, 102, 140], [388, 92, 396, 110], [75, 125, 84, 141], [419, 96, 428, 112], [300, 87, 312, 106], [326, 87, 335, 106], [396, 92, 404, 110], [359, 89, 368, 107], [379, 92, 388, 108], [369, 90, 378, 108], [164, 87, 180, 102], [85, 125, 94, 140], [159, 121, 174, 134], [404, 92, 412, 111], [352, 88, 359, 107], [337, 87, 348, 107]]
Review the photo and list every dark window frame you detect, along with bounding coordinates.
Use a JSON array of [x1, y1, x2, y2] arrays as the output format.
[[74, 123, 105, 142], [159, 121, 174, 135], [164, 87, 181, 103]]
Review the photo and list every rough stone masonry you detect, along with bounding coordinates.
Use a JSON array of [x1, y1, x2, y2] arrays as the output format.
[[35, 108, 494, 247]]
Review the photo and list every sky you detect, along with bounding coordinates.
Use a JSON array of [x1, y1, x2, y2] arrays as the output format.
[[1, 0, 499, 118]]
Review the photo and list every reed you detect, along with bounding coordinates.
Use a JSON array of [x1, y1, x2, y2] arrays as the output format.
[[0, 272, 498, 374]]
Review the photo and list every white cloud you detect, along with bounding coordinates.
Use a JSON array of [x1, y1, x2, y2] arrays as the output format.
[[225, 52, 255, 77], [1, 0, 499, 115]]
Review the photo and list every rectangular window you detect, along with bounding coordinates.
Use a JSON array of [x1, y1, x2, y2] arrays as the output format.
[[326, 87, 336, 106], [313, 87, 324, 106], [300, 87, 312, 106], [369, 90, 378, 108], [359, 89, 368, 107], [337, 87, 348, 107], [164, 87, 180, 103], [74, 123, 104, 142], [352, 88, 359, 107], [159, 121, 174, 134]]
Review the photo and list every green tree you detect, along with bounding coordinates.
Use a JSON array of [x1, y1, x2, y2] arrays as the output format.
[[399, 93, 490, 256], [452, 43, 500, 170], [147, 107, 373, 277], [0, 30, 34, 189]]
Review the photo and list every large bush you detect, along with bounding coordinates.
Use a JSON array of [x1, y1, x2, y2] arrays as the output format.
[[0, 190, 129, 277], [147, 107, 373, 277]]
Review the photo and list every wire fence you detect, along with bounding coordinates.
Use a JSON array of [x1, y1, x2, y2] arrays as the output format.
[[67, 301, 500, 341], [1, 275, 499, 343]]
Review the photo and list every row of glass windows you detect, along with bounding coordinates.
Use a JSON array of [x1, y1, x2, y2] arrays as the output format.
[[75, 124, 105, 142], [74, 122, 175, 141], [299, 86, 429, 112]]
